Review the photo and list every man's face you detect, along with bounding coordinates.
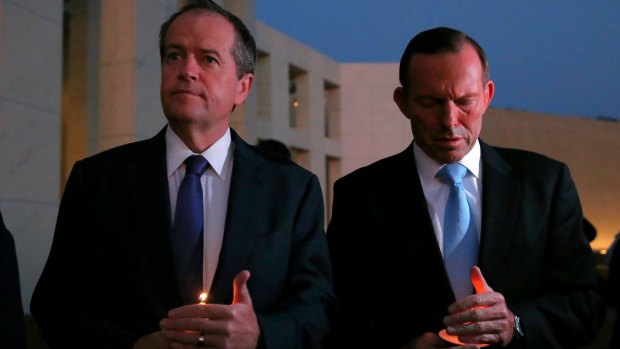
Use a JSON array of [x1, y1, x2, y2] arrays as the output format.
[[394, 43, 494, 163], [160, 10, 252, 133]]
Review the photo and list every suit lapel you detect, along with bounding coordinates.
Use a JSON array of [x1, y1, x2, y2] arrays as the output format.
[[382, 145, 456, 329], [209, 131, 263, 304], [408, 147, 456, 301], [478, 141, 520, 284], [125, 128, 183, 307], [389, 146, 445, 270]]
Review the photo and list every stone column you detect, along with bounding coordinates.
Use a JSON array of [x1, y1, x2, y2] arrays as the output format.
[[0, 0, 63, 310]]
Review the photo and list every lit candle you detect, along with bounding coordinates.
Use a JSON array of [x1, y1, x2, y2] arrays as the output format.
[[198, 292, 208, 304]]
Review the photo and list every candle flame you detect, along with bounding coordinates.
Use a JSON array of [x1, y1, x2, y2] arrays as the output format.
[[199, 292, 208, 304]]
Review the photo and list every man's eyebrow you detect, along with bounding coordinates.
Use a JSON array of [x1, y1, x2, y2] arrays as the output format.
[[415, 95, 442, 100], [164, 43, 184, 52], [198, 48, 222, 57], [164, 44, 223, 58], [456, 93, 478, 99]]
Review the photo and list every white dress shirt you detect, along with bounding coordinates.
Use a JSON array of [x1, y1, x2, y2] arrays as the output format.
[[413, 140, 483, 256], [166, 126, 234, 295]]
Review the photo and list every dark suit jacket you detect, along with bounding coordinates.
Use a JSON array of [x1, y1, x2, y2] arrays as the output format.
[[0, 211, 25, 349], [324, 141, 603, 349], [608, 240, 620, 348], [31, 127, 336, 349]]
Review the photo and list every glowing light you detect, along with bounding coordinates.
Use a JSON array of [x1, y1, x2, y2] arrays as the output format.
[[439, 329, 489, 347], [198, 292, 208, 304], [439, 266, 491, 346], [293, 100, 299, 108]]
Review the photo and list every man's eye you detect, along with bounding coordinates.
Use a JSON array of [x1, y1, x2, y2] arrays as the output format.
[[204, 56, 217, 64], [456, 99, 475, 108], [166, 52, 181, 61], [419, 99, 439, 108]]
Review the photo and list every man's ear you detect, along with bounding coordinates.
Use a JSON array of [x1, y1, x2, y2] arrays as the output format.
[[483, 80, 495, 109], [235, 73, 254, 105], [393, 86, 411, 119]]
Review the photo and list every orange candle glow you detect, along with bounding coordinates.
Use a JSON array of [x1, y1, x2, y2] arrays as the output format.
[[438, 267, 492, 346], [439, 329, 489, 347], [198, 292, 208, 304]]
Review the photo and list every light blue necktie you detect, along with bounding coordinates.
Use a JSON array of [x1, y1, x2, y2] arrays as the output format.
[[437, 163, 479, 300], [172, 155, 209, 303]]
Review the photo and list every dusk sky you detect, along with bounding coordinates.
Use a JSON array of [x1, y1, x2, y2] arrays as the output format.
[[257, 1, 620, 120]]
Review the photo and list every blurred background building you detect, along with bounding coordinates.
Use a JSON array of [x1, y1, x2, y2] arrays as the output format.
[[1, 2, 619, 347]]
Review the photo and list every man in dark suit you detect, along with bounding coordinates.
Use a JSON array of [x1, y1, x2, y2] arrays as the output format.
[[324, 27, 603, 349], [0, 210, 25, 349], [31, 1, 335, 348]]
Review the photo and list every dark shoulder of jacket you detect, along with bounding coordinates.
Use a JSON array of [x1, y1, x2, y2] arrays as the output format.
[[74, 128, 166, 170], [335, 146, 413, 188], [483, 141, 566, 174]]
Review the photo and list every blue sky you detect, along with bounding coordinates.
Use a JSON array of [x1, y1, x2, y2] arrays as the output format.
[[257, 1, 620, 120]]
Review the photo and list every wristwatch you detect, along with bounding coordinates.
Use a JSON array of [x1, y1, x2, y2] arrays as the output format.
[[513, 314, 525, 340]]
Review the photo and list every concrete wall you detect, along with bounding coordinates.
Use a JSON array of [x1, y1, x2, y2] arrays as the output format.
[[0, 0, 178, 312], [254, 22, 342, 212], [482, 109, 620, 251], [339, 63, 408, 175], [0, 0, 63, 311]]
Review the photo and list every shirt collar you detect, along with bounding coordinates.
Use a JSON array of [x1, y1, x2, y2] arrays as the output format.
[[413, 139, 481, 182], [166, 126, 232, 179]]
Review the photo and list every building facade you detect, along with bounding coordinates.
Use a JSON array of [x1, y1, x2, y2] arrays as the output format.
[[1, 0, 619, 319]]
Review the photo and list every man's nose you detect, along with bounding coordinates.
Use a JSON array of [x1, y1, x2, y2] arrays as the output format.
[[439, 101, 460, 127], [180, 57, 199, 81]]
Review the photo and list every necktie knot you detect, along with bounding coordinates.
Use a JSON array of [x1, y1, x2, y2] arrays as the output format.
[[437, 163, 467, 186], [185, 155, 209, 176]]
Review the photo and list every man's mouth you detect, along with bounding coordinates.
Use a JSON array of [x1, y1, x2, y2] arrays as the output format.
[[174, 89, 202, 97]]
